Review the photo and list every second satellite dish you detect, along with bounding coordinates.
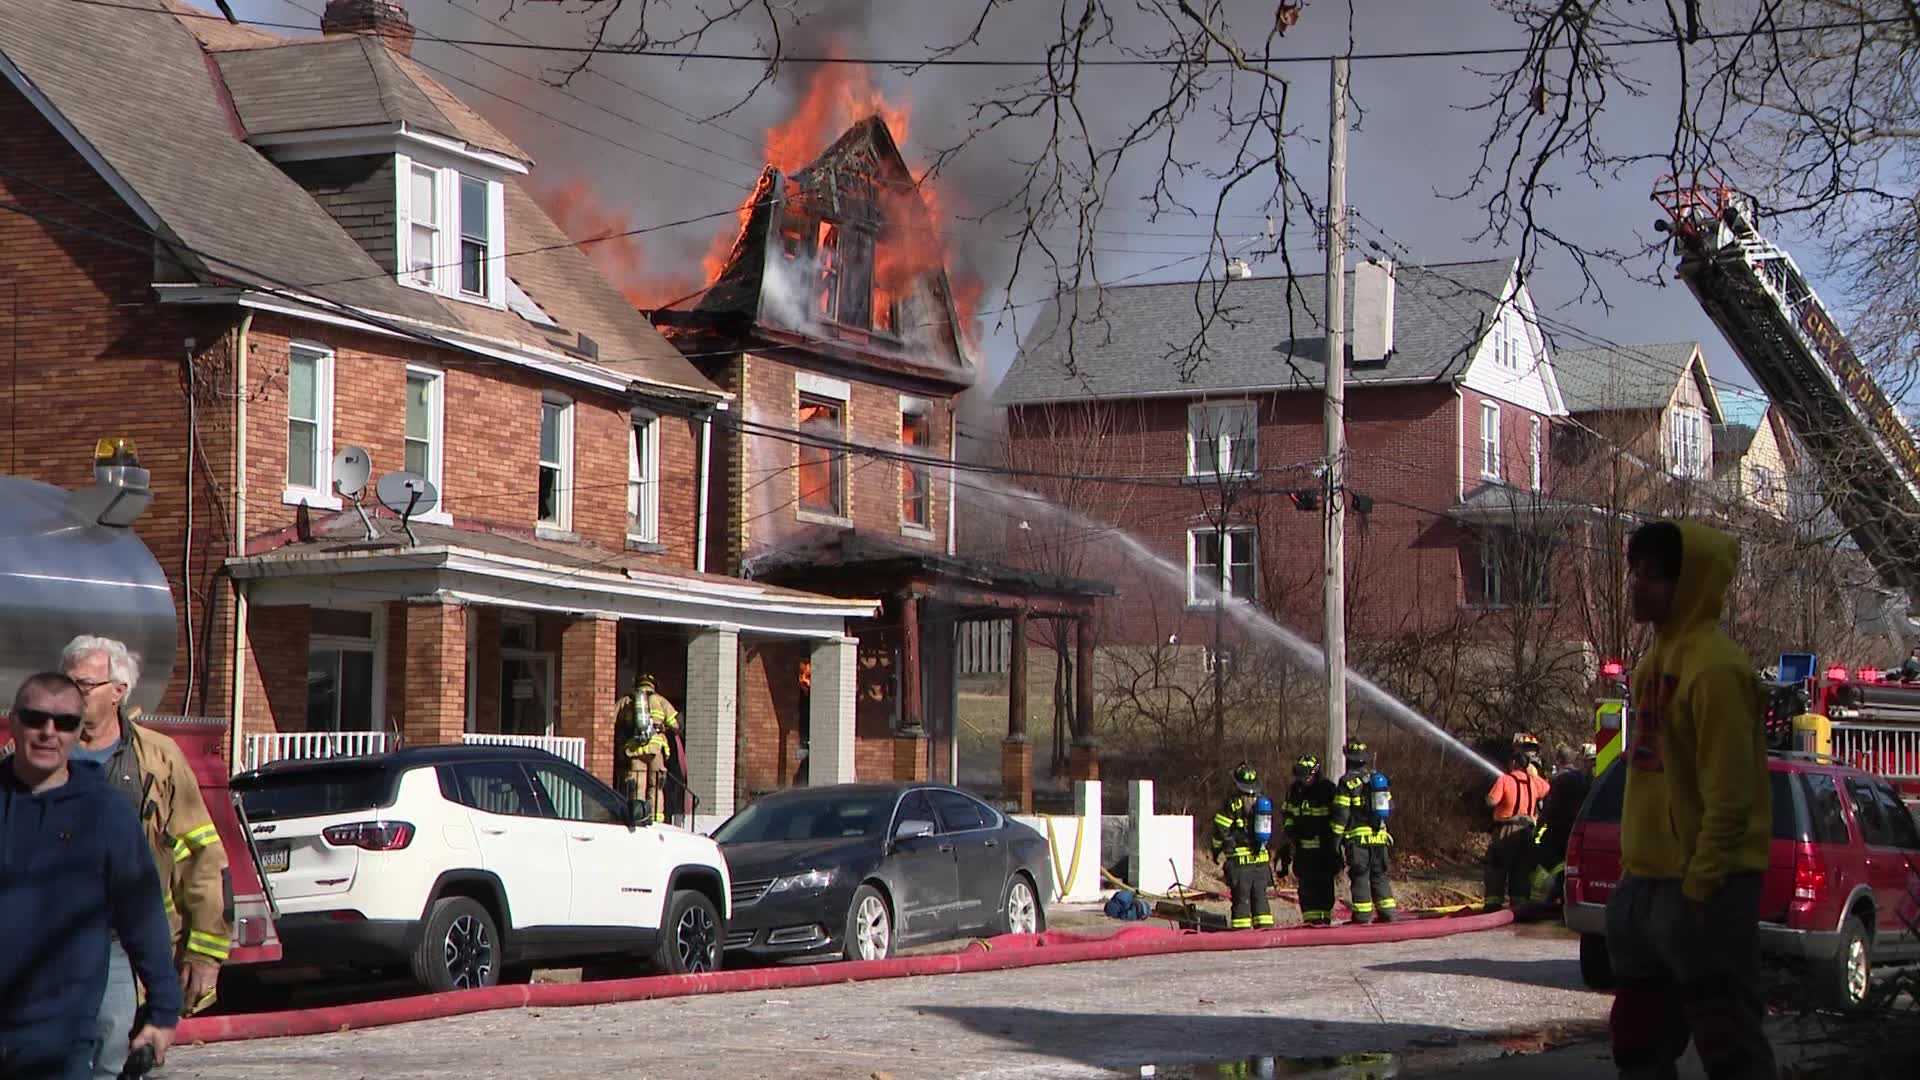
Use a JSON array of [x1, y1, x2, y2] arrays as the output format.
[[377, 471, 439, 516], [332, 447, 372, 498]]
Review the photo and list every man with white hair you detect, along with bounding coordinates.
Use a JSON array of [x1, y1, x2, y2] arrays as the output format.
[[62, 636, 229, 1079]]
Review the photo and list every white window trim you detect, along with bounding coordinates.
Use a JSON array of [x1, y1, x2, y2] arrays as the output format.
[[1187, 401, 1258, 479], [797, 372, 851, 401], [898, 401, 935, 538], [1480, 400, 1502, 480], [282, 341, 341, 509], [394, 152, 505, 310], [796, 388, 851, 525], [1185, 525, 1258, 607], [627, 410, 660, 544], [405, 364, 451, 525], [1528, 416, 1542, 492], [537, 393, 574, 533]]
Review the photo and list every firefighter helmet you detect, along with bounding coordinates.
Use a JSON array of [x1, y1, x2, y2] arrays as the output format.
[[1343, 739, 1371, 768], [636, 673, 656, 690], [1232, 762, 1259, 794], [1293, 754, 1319, 780]]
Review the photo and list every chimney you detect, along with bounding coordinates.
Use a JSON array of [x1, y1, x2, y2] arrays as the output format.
[[321, 0, 416, 57], [1225, 257, 1252, 281], [1353, 258, 1395, 363]]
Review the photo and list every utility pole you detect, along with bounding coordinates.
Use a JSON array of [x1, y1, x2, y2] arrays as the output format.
[[1323, 56, 1350, 772]]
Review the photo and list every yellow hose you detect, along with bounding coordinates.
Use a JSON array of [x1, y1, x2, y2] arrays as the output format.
[[1044, 816, 1087, 899]]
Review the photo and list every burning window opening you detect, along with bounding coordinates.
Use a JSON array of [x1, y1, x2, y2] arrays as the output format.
[[901, 409, 931, 527], [797, 394, 847, 518]]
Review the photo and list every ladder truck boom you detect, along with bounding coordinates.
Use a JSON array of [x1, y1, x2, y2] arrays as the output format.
[[1654, 178, 1920, 600]]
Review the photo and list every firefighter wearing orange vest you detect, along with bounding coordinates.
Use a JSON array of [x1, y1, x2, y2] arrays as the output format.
[[1483, 733, 1552, 911]]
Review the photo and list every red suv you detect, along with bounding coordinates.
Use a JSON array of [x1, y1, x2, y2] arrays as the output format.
[[1565, 754, 1920, 1009]]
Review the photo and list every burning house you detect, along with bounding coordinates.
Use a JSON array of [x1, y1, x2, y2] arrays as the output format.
[[655, 116, 1109, 809]]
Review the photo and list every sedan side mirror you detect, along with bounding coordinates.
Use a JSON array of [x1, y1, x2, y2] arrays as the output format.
[[894, 819, 935, 843], [628, 796, 653, 829]]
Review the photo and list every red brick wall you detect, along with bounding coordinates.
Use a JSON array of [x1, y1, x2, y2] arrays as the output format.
[[242, 605, 309, 735], [1460, 386, 1552, 494], [739, 638, 810, 796], [401, 601, 467, 747], [557, 616, 618, 783]]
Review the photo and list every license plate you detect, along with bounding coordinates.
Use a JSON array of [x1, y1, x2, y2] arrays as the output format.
[[260, 845, 290, 874]]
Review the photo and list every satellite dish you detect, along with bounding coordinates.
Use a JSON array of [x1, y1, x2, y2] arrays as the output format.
[[376, 471, 438, 545], [332, 447, 372, 498]]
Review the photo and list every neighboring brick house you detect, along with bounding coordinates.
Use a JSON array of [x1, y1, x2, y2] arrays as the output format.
[[655, 118, 1107, 809], [1714, 403, 1801, 519], [994, 258, 1571, 657], [0, 0, 870, 815]]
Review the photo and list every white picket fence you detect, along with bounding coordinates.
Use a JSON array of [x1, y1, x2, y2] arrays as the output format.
[[239, 731, 587, 773]]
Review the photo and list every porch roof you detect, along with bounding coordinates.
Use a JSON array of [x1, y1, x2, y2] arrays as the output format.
[[229, 516, 875, 638], [1449, 483, 1598, 529], [744, 530, 1114, 617]]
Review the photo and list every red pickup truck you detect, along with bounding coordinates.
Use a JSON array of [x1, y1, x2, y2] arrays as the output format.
[[1565, 753, 1920, 1009]]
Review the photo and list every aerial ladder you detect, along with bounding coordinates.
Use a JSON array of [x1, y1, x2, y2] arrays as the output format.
[[1654, 176, 1920, 786]]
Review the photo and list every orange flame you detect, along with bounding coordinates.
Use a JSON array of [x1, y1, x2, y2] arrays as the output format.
[[532, 179, 705, 310], [763, 58, 911, 174]]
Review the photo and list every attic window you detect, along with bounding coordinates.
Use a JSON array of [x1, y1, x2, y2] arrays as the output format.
[[814, 220, 876, 329], [397, 153, 504, 309]]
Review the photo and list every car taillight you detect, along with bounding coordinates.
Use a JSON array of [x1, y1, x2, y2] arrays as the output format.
[[322, 821, 414, 851], [1564, 828, 1584, 880], [1792, 845, 1825, 902]]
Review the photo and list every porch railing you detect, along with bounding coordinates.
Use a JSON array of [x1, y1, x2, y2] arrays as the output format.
[[241, 731, 389, 773], [1832, 722, 1920, 781], [461, 733, 588, 769]]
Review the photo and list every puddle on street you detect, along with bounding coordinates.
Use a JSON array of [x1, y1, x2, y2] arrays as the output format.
[[1137, 1051, 1399, 1078]]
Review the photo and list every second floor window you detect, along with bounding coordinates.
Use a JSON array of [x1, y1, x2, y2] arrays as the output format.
[[900, 407, 932, 529], [1189, 526, 1257, 604], [1529, 417, 1542, 491], [538, 396, 572, 529], [1481, 401, 1502, 479], [404, 367, 442, 485], [798, 394, 847, 518], [628, 414, 659, 544], [286, 343, 332, 498], [1188, 402, 1257, 477], [1669, 407, 1706, 478]]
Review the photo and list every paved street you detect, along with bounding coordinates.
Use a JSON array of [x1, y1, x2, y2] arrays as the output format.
[[169, 926, 1609, 1078]]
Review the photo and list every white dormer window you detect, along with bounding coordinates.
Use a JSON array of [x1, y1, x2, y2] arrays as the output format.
[[397, 153, 504, 307], [1669, 407, 1706, 478]]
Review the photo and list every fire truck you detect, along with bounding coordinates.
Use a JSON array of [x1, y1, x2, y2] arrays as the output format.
[[1652, 175, 1920, 794], [1, 440, 281, 970]]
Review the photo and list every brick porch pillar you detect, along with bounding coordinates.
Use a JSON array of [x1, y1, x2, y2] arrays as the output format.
[[809, 635, 857, 785], [685, 626, 739, 821], [558, 616, 618, 784], [402, 599, 466, 750]]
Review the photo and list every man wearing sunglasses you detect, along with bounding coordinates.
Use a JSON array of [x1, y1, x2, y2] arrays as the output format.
[[1, 673, 182, 1079]]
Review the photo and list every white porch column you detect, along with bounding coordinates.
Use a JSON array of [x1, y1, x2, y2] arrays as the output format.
[[808, 635, 858, 786], [684, 626, 739, 821]]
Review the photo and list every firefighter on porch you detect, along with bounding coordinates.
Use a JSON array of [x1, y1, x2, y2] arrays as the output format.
[[1281, 753, 1338, 927], [614, 674, 679, 822], [1209, 763, 1275, 930], [1332, 739, 1397, 923]]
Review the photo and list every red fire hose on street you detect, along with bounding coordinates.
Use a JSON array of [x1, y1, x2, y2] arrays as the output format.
[[177, 909, 1513, 1045]]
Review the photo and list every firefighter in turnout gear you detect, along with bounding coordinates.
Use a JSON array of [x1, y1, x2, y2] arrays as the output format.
[[614, 674, 679, 822], [1282, 753, 1338, 927], [1210, 763, 1275, 930], [1332, 740, 1396, 923]]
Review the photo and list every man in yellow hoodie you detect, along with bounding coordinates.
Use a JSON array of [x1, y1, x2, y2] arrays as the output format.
[[1606, 521, 1775, 1080]]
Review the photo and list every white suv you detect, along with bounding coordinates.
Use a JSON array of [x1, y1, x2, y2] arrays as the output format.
[[235, 745, 730, 991]]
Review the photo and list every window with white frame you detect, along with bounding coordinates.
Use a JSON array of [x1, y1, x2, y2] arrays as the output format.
[[285, 342, 333, 501], [1752, 465, 1779, 504], [308, 608, 378, 732], [899, 404, 932, 530], [1468, 529, 1554, 608], [1188, 526, 1257, 604], [1669, 407, 1706, 478], [1480, 401, 1502, 479], [404, 366, 443, 493], [1495, 317, 1512, 370], [1528, 416, 1543, 491], [628, 412, 659, 543], [1188, 402, 1257, 477], [399, 155, 502, 305], [538, 396, 573, 529]]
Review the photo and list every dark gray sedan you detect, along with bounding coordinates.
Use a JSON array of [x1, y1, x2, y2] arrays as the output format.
[[715, 783, 1050, 962]]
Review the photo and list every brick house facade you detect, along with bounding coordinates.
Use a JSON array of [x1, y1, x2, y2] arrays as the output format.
[[0, 0, 871, 818]]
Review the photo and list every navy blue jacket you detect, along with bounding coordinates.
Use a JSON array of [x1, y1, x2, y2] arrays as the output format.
[[0, 759, 183, 1042]]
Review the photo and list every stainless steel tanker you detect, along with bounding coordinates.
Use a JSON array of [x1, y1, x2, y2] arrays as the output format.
[[0, 439, 176, 711]]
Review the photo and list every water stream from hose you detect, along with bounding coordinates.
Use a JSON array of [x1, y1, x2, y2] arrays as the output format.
[[965, 474, 1502, 780]]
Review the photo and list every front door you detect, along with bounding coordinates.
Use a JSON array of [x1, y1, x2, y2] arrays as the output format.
[[527, 761, 662, 930], [888, 789, 958, 940], [500, 653, 553, 736], [447, 761, 571, 928]]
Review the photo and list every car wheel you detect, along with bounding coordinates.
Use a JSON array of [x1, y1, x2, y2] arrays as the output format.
[[999, 874, 1044, 935], [1816, 916, 1871, 1011], [843, 884, 893, 961], [1578, 933, 1614, 991], [411, 896, 499, 992], [651, 889, 723, 975]]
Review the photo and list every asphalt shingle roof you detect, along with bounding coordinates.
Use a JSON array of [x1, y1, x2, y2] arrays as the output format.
[[0, 0, 714, 398], [994, 259, 1515, 405], [1553, 342, 1701, 414]]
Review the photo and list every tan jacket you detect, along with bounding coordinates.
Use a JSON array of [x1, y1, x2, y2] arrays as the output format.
[[122, 721, 232, 964]]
